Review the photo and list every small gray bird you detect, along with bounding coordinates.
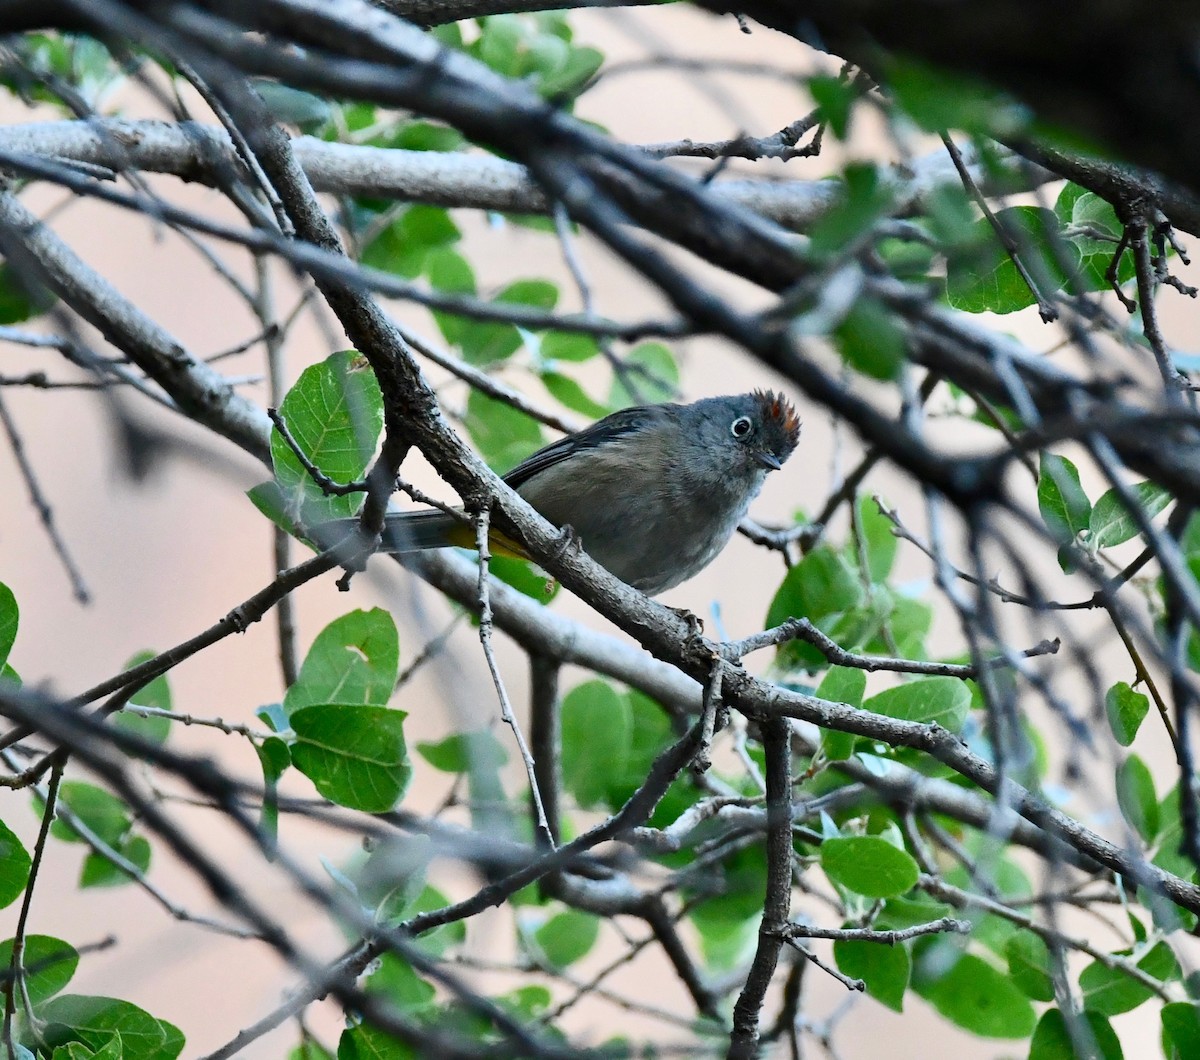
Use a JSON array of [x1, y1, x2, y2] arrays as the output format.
[[322, 390, 800, 596]]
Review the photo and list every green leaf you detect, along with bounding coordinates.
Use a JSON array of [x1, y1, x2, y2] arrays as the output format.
[[50, 783, 129, 846], [496, 984, 552, 1021], [561, 681, 632, 809], [852, 494, 898, 583], [1055, 181, 1136, 291], [269, 350, 384, 525], [417, 730, 508, 774], [816, 666, 867, 710], [1029, 1008, 1123, 1060], [821, 836, 919, 898], [253, 80, 331, 128], [113, 651, 171, 747], [458, 279, 558, 365], [808, 75, 857, 139], [625, 691, 680, 817], [833, 937, 909, 1011], [364, 953, 437, 1015], [946, 206, 1079, 314], [863, 676, 970, 733], [290, 705, 411, 813], [767, 547, 865, 671], [0, 935, 77, 1004], [42, 996, 184, 1060], [359, 838, 431, 924], [79, 835, 150, 889], [1088, 482, 1172, 549], [1164, 1002, 1200, 1060], [879, 240, 937, 285], [917, 953, 1036, 1038], [427, 248, 477, 345], [486, 556, 559, 604], [463, 389, 545, 472], [284, 609, 400, 717], [540, 370, 609, 418], [361, 205, 460, 279], [816, 667, 867, 762], [290, 1041, 336, 1060], [539, 45, 603, 98], [402, 884, 467, 958], [871, 593, 932, 659], [1079, 940, 1178, 1016], [337, 1022, 417, 1060], [1105, 682, 1150, 747], [386, 120, 464, 153], [474, 14, 524, 76], [414, 729, 508, 835], [1005, 930, 1054, 1002], [832, 297, 906, 381], [0, 263, 56, 324], [1038, 453, 1091, 545], [879, 895, 954, 930], [690, 844, 769, 968], [889, 58, 1026, 136], [609, 342, 678, 408], [257, 735, 290, 849], [50, 1042, 98, 1060], [530, 909, 600, 969], [809, 163, 894, 258], [0, 582, 16, 670], [540, 330, 599, 363]]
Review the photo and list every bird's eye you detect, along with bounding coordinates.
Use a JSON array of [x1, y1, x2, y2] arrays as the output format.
[[731, 416, 752, 439]]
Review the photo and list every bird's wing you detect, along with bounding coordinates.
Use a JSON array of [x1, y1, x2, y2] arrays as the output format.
[[502, 404, 666, 490]]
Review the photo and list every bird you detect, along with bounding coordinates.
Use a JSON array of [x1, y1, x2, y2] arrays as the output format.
[[317, 390, 800, 596]]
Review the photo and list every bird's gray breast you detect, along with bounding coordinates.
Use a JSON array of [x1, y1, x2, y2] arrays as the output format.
[[516, 430, 766, 594]]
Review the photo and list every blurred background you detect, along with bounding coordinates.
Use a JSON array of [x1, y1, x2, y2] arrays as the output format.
[[0, 4, 1194, 1056]]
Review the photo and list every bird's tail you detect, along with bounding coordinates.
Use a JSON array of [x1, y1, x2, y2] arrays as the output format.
[[311, 509, 529, 558]]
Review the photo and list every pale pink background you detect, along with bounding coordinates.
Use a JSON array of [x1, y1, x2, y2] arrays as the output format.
[[0, 7, 1191, 1056]]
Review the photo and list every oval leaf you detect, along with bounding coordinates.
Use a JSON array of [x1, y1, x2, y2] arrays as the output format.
[[0, 935, 78, 1004], [1106, 681, 1150, 747], [531, 909, 600, 970], [1030, 1008, 1123, 1060], [291, 704, 411, 813], [833, 936, 910, 1011], [1164, 1001, 1200, 1060], [561, 681, 632, 810], [269, 350, 384, 525], [863, 676, 970, 733], [1079, 939, 1177, 1016], [946, 206, 1078, 315], [0, 582, 16, 671], [284, 609, 400, 717], [1089, 481, 1172, 549], [41, 995, 184, 1060], [0, 818, 31, 908], [1005, 930, 1054, 1002], [919, 953, 1036, 1038], [821, 836, 919, 898], [1038, 452, 1091, 545]]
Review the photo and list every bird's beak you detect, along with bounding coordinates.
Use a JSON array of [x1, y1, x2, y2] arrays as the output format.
[[754, 450, 782, 471]]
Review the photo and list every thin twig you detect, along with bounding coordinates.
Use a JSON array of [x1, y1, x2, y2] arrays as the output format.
[[942, 133, 1058, 322], [0, 391, 90, 603], [473, 506, 553, 848], [2, 757, 64, 1053], [777, 916, 970, 944], [723, 616, 1059, 678], [267, 406, 369, 496]]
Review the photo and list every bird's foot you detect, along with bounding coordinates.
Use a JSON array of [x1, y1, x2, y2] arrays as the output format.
[[669, 606, 714, 657], [549, 523, 581, 563]]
